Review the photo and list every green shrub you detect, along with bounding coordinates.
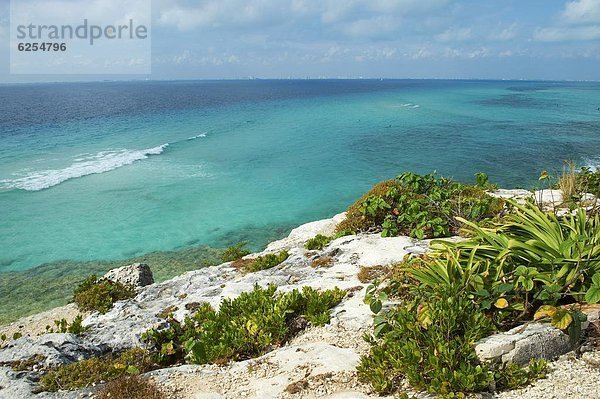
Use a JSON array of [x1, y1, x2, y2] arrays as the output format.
[[358, 284, 494, 395], [305, 230, 354, 251], [44, 315, 87, 335], [576, 167, 600, 197], [336, 172, 503, 239], [39, 348, 155, 392], [221, 242, 251, 263], [142, 284, 345, 366], [494, 359, 548, 391], [246, 250, 289, 272], [305, 234, 333, 250], [73, 276, 136, 314], [335, 180, 397, 233], [359, 282, 548, 397]]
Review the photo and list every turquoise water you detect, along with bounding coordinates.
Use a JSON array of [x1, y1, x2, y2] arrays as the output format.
[[1, 80, 600, 275]]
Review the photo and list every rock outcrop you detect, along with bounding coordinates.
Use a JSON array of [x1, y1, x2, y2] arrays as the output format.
[[0, 334, 102, 369], [1, 199, 599, 399], [102, 262, 154, 289], [0, 213, 429, 398]]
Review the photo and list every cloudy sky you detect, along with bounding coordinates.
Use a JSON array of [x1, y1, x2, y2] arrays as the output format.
[[1, 0, 600, 81]]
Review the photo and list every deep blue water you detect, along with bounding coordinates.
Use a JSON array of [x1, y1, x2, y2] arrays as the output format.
[[1, 79, 599, 274]]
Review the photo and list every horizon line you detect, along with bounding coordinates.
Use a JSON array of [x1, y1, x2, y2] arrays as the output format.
[[1, 76, 600, 85]]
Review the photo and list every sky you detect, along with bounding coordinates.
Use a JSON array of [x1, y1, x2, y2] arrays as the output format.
[[1, 0, 600, 82]]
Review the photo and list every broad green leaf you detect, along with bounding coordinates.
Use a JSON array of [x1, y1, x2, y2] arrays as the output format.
[[370, 300, 383, 314], [585, 287, 600, 304], [492, 283, 514, 294]]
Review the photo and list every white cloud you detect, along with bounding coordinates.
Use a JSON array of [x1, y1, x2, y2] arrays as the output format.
[[354, 46, 398, 62], [319, 45, 350, 62], [321, 0, 448, 23], [407, 47, 434, 59], [489, 23, 518, 41], [166, 49, 240, 66], [534, 25, 600, 41], [156, 0, 450, 34], [11, 0, 150, 26], [435, 27, 471, 42], [562, 0, 600, 24], [340, 16, 400, 38], [532, 0, 600, 43], [157, 0, 288, 31], [443, 46, 490, 59]]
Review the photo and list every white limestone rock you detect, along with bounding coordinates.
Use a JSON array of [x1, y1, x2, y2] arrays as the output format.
[[0, 334, 102, 369], [265, 212, 346, 252], [534, 189, 563, 209], [476, 323, 572, 365], [103, 262, 154, 288], [488, 189, 533, 204]]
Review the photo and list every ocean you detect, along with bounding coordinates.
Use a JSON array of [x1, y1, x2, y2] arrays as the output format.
[[1, 79, 599, 321]]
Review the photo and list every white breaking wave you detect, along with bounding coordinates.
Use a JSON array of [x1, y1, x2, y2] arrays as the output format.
[[187, 132, 207, 140], [391, 103, 420, 109], [0, 144, 169, 191]]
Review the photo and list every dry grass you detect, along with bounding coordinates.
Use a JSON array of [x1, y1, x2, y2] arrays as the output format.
[[357, 265, 389, 283], [95, 375, 166, 399], [311, 256, 333, 268], [558, 161, 578, 201], [231, 257, 254, 270], [157, 305, 178, 319]]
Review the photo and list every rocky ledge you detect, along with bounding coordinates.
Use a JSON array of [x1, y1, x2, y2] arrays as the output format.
[[0, 189, 599, 399]]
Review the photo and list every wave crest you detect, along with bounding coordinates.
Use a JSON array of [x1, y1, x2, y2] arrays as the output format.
[[0, 144, 169, 191]]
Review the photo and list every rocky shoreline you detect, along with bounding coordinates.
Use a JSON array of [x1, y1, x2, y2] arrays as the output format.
[[1, 190, 599, 398]]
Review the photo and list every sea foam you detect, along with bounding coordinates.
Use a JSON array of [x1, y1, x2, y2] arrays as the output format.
[[391, 103, 420, 109], [187, 132, 207, 140], [0, 133, 209, 192], [584, 158, 599, 172], [0, 144, 169, 191]]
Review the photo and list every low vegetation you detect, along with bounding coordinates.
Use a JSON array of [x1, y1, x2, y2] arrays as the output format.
[[304, 230, 354, 250], [4, 354, 46, 372], [24, 169, 600, 397], [232, 250, 290, 272], [142, 284, 345, 366], [44, 315, 87, 335], [39, 348, 156, 392], [304, 234, 334, 250], [575, 166, 600, 198], [558, 161, 578, 201], [335, 172, 503, 239], [310, 255, 333, 268], [220, 242, 251, 263], [357, 265, 389, 283], [73, 275, 137, 314], [95, 375, 167, 399], [358, 196, 599, 396]]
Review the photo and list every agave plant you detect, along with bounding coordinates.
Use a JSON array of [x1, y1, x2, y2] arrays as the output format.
[[430, 200, 600, 308]]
